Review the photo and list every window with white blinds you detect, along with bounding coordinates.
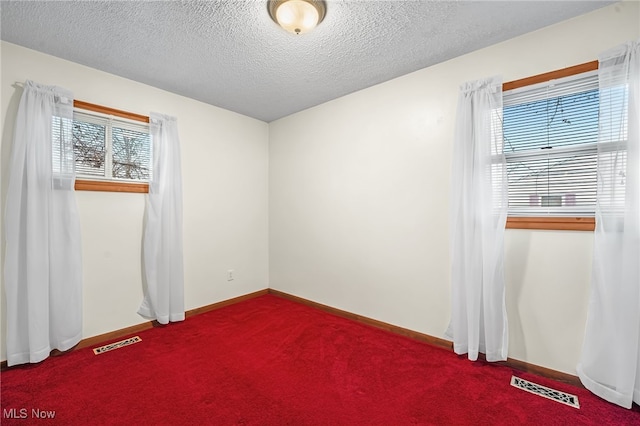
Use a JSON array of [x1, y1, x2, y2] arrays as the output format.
[[72, 110, 151, 182], [502, 70, 599, 217]]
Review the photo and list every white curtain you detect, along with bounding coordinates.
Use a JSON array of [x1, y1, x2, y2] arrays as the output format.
[[4, 81, 82, 366], [448, 76, 509, 362], [577, 40, 640, 409], [138, 113, 185, 324]]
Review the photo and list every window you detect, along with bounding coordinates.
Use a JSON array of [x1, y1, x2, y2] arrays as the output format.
[[73, 110, 151, 181], [503, 71, 598, 216], [70, 101, 151, 193], [501, 62, 600, 230]]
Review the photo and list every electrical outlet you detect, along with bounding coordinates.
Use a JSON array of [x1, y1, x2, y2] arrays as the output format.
[[227, 269, 234, 281]]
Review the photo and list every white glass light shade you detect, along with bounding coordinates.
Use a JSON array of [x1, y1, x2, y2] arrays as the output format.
[[268, 0, 326, 35]]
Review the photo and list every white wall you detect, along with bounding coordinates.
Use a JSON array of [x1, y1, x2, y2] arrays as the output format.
[[269, 2, 639, 375], [2, 2, 638, 373], [0, 41, 270, 361]]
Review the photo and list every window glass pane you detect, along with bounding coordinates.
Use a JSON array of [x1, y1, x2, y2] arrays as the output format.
[[503, 89, 599, 153], [112, 126, 151, 181], [506, 149, 597, 216], [73, 119, 106, 177]]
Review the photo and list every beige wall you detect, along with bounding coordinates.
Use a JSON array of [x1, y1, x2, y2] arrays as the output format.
[[269, 2, 639, 374], [0, 41, 270, 361]]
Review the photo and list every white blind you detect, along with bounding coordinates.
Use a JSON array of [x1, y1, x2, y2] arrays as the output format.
[[51, 116, 74, 174], [502, 71, 599, 217]]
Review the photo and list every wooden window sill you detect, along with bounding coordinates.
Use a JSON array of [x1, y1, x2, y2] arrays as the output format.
[[506, 217, 595, 231], [75, 179, 148, 193]]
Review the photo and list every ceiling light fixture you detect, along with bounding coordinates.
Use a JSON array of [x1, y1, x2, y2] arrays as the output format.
[[268, 0, 326, 35]]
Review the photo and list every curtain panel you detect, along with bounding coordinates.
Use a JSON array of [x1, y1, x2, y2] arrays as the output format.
[[4, 81, 82, 366], [448, 76, 509, 362], [578, 40, 640, 409], [138, 113, 185, 324]]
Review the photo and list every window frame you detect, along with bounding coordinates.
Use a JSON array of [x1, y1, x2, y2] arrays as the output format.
[[72, 100, 150, 193], [502, 61, 599, 231]]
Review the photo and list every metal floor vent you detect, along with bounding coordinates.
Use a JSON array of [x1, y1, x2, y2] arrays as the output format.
[[511, 376, 580, 409], [93, 336, 142, 355]]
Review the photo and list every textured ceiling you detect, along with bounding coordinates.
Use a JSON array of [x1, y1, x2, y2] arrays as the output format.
[[1, 0, 614, 122]]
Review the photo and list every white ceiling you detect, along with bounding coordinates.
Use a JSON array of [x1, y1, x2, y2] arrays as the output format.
[[1, 0, 613, 122]]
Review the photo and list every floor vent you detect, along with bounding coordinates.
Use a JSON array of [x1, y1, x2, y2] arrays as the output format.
[[93, 336, 142, 355], [511, 376, 580, 409]]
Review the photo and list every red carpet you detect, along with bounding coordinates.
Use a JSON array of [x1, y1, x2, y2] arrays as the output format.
[[2, 294, 639, 425]]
